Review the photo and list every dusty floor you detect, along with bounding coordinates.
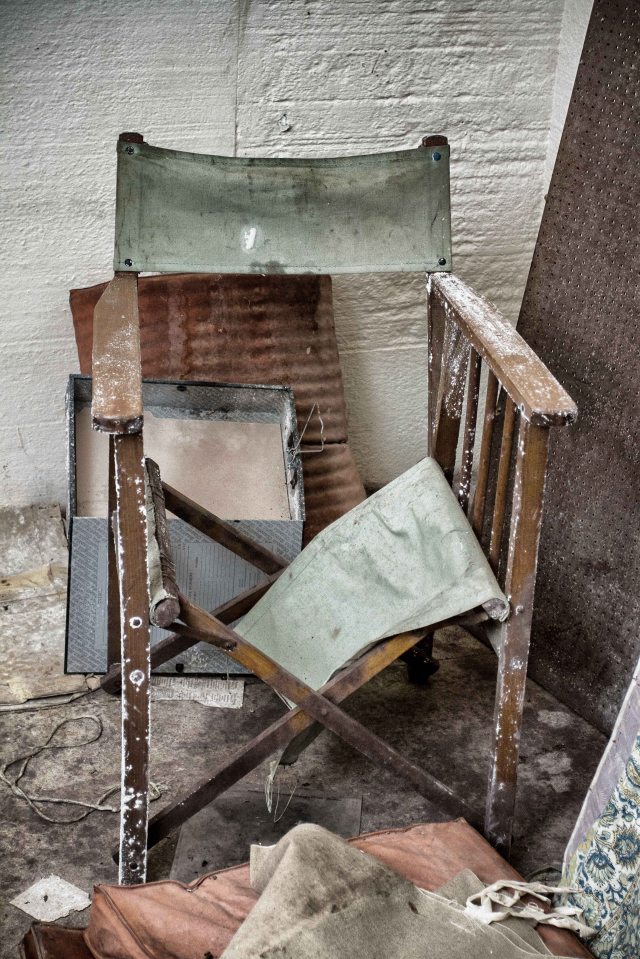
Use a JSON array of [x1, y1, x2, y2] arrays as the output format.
[[0, 625, 605, 958]]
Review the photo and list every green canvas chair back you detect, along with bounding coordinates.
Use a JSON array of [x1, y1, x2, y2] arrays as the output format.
[[114, 136, 452, 276]]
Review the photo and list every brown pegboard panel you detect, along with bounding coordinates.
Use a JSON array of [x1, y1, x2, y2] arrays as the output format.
[[518, 0, 640, 733]]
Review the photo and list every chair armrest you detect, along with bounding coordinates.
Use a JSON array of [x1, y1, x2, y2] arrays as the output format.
[[91, 273, 143, 433], [430, 273, 577, 427]]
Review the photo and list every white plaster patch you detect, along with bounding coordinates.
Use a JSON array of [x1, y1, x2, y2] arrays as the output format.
[[242, 226, 258, 251], [537, 749, 572, 793], [538, 750, 572, 774], [10, 876, 91, 921], [538, 708, 572, 728]]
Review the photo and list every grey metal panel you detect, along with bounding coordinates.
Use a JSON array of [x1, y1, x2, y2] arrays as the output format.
[[517, 0, 640, 734], [114, 142, 451, 275], [66, 516, 302, 674], [65, 375, 305, 674]]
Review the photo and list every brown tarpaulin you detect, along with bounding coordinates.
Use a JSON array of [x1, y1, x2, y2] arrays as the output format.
[[83, 821, 590, 959]]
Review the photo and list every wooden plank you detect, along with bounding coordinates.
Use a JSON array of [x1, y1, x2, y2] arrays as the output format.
[[488, 397, 516, 572], [470, 371, 499, 539], [162, 483, 287, 575], [91, 273, 143, 433], [177, 596, 479, 825], [427, 279, 445, 457], [484, 421, 550, 856], [432, 315, 469, 484], [457, 349, 481, 513], [113, 432, 151, 884], [145, 459, 180, 628], [101, 575, 281, 694], [144, 609, 488, 849], [107, 436, 120, 668], [513, 0, 633, 732], [431, 273, 577, 427]]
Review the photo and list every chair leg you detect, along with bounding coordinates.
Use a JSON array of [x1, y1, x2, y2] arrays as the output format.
[[484, 419, 550, 858], [139, 625, 460, 853], [113, 432, 151, 884], [484, 618, 530, 858], [402, 631, 439, 684], [106, 435, 120, 672]]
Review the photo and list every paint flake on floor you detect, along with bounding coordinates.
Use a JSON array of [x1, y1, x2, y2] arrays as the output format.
[[10, 875, 91, 922], [151, 676, 244, 708]]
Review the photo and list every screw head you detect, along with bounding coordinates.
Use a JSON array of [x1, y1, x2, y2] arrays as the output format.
[[438, 257, 447, 266], [432, 151, 441, 161], [124, 258, 133, 267], [125, 146, 134, 155]]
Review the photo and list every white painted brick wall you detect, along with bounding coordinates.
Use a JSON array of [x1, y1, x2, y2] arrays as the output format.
[[0, 0, 591, 505]]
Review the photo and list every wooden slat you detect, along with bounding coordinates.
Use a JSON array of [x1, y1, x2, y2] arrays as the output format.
[[470, 370, 499, 539], [177, 596, 479, 825], [485, 421, 550, 856], [432, 315, 470, 484], [91, 273, 143, 433], [488, 397, 516, 571], [144, 609, 488, 848], [457, 348, 481, 513], [113, 432, 151, 884], [431, 273, 577, 427], [101, 575, 281, 694], [145, 459, 180, 629], [107, 436, 120, 668], [162, 483, 287, 575], [427, 281, 445, 457]]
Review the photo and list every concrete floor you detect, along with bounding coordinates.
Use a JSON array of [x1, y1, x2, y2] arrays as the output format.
[[0, 625, 606, 958]]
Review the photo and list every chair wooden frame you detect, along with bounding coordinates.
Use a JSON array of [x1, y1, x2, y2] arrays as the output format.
[[92, 133, 576, 883]]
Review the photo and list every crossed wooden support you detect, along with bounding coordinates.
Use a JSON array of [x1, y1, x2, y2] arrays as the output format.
[[105, 457, 488, 881]]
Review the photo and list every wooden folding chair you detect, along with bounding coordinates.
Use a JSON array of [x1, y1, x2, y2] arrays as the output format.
[[91, 132, 576, 883]]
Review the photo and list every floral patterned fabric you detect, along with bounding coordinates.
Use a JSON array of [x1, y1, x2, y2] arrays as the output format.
[[563, 734, 640, 959]]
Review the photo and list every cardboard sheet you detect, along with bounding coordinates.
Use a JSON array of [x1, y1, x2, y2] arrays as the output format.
[[0, 506, 90, 705], [75, 406, 291, 520]]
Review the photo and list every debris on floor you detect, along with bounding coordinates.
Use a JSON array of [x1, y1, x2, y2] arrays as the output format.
[[0, 505, 95, 708], [1, 713, 166, 825], [170, 789, 363, 882], [151, 675, 244, 709], [10, 875, 91, 922]]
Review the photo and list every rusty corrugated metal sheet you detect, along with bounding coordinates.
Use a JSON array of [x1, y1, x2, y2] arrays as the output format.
[[300, 443, 366, 545], [70, 273, 365, 542], [70, 273, 348, 445]]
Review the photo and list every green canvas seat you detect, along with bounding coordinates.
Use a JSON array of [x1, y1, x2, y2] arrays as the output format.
[[237, 456, 507, 696]]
